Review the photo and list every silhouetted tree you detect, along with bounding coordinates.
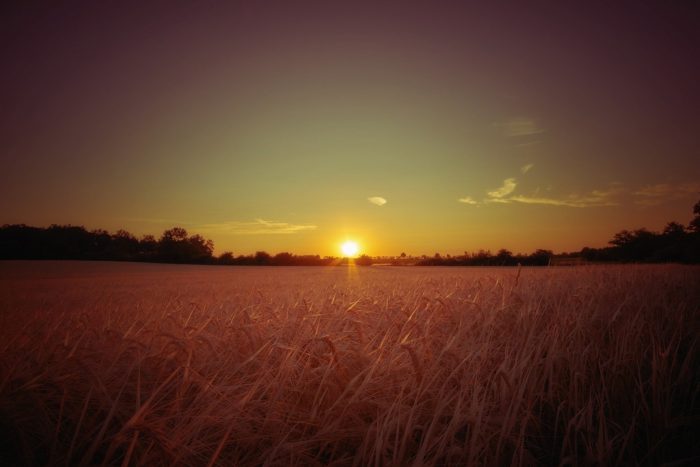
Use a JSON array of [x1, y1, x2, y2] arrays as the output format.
[[111, 229, 139, 259], [663, 222, 686, 237], [88, 229, 112, 259], [218, 252, 235, 265], [528, 249, 553, 266], [254, 251, 271, 265], [273, 252, 294, 265], [690, 200, 700, 232], [496, 249, 515, 266], [472, 250, 492, 265], [156, 227, 214, 263], [136, 235, 157, 260], [609, 228, 658, 261], [161, 227, 188, 242], [45, 225, 93, 259], [157, 227, 188, 262], [650, 222, 687, 262], [0, 224, 43, 259], [187, 234, 215, 262]]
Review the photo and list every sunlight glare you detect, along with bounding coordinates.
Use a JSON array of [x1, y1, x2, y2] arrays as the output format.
[[341, 240, 360, 257]]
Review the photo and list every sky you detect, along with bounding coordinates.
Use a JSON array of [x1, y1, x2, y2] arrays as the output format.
[[1, 1, 699, 256]]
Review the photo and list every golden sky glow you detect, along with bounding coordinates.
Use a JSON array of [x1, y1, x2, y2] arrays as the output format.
[[1, 3, 698, 256]]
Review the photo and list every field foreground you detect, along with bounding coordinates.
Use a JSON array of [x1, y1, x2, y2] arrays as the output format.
[[1, 261, 699, 466]]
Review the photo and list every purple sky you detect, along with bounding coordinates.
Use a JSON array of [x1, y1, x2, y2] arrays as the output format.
[[2, 1, 699, 255]]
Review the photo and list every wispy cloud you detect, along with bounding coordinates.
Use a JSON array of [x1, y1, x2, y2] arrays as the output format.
[[368, 196, 387, 206], [199, 219, 317, 235], [487, 178, 517, 199], [507, 189, 621, 208], [521, 163, 534, 174], [632, 182, 700, 206], [460, 179, 698, 209], [457, 196, 478, 205], [461, 178, 623, 208], [497, 118, 544, 138]]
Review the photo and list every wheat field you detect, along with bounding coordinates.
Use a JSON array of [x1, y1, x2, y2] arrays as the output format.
[[0, 261, 698, 466]]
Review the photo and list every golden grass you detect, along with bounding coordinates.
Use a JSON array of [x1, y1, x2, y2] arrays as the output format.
[[0, 261, 698, 465]]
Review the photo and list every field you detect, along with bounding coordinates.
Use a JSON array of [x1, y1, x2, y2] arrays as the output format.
[[1, 261, 699, 466]]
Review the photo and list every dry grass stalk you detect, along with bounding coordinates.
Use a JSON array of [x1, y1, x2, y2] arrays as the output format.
[[0, 262, 698, 465]]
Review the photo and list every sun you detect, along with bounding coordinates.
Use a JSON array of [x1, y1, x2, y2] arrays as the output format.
[[341, 240, 360, 258]]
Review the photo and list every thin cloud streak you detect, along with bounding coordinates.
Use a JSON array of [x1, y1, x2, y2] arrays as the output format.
[[457, 196, 478, 205], [498, 118, 545, 138], [461, 176, 624, 208], [521, 163, 534, 174], [507, 191, 619, 208], [484, 198, 512, 204], [199, 219, 317, 235], [504, 186, 623, 208], [368, 196, 387, 206], [487, 178, 517, 199]]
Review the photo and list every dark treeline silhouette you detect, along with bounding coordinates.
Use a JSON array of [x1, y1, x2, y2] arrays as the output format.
[[0, 224, 361, 266], [416, 248, 554, 266], [0, 225, 215, 264], [1, 200, 699, 265], [579, 200, 700, 264], [217, 250, 336, 266], [419, 199, 700, 266], [217, 252, 376, 266]]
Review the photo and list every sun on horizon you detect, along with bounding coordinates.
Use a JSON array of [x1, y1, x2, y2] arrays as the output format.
[[341, 240, 360, 258]]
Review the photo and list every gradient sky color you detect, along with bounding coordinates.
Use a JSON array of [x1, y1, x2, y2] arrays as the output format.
[[2, 1, 699, 256]]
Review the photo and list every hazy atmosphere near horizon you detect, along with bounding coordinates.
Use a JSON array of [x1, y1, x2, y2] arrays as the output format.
[[2, 1, 699, 256]]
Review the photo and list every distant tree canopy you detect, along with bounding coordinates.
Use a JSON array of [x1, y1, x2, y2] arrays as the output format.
[[580, 224, 700, 263], [415, 248, 553, 266], [690, 200, 700, 232], [579, 199, 700, 264], [1, 199, 698, 265], [216, 251, 334, 266], [0, 225, 216, 264], [158, 228, 214, 263]]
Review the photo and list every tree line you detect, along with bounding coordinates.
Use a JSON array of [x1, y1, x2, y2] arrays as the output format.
[[1, 200, 699, 265], [577, 199, 700, 264], [0, 224, 361, 266], [415, 249, 554, 266], [0, 225, 215, 263], [416, 199, 700, 266], [217, 251, 339, 266]]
